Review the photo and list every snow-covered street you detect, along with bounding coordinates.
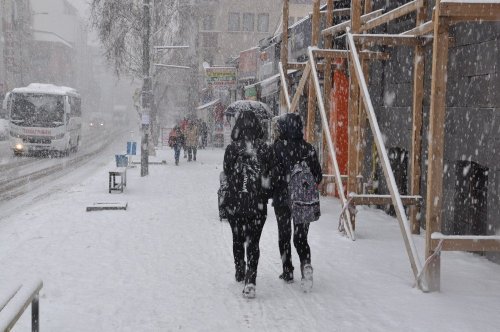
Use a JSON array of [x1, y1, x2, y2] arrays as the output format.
[[0, 147, 499, 331]]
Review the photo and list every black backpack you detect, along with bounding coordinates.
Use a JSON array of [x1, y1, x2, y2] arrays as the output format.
[[227, 143, 263, 217]]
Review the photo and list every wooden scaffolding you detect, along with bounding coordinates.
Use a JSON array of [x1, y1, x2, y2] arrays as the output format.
[[278, 0, 500, 291]]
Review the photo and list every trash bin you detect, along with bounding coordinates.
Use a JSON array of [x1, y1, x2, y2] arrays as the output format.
[[115, 154, 128, 167]]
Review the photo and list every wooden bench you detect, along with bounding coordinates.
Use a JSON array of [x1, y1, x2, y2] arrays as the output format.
[[109, 167, 127, 193], [0, 279, 43, 331]]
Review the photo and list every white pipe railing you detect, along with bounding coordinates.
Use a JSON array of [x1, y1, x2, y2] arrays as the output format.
[[0, 279, 43, 332], [308, 47, 355, 241], [346, 29, 423, 283]]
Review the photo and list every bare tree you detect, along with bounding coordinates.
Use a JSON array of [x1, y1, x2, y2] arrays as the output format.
[[89, 0, 183, 78], [90, 0, 200, 142]]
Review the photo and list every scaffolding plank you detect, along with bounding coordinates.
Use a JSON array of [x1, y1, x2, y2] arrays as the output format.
[[401, 20, 433, 36], [362, 0, 424, 31], [318, 8, 352, 16], [278, 61, 291, 110], [289, 62, 311, 114], [353, 34, 421, 46], [312, 49, 390, 60], [440, 1, 500, 21], [350, 194, 422, 206], [321, 9, 383, 36], [431, 233, 500, 252], [287, 62, 307, 69]]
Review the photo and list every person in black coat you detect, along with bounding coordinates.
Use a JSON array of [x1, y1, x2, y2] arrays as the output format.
[[271, 113, 322, 285], [223, 110, 271, 298], [168, 125, 185, 166]]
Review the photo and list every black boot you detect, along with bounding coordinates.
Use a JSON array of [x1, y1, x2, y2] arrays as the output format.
[[279, 270, 294, 283]]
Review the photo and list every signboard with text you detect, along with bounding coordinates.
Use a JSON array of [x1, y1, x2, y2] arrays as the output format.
[[238, 47, 259, 81], [206, 67, 237, 91]]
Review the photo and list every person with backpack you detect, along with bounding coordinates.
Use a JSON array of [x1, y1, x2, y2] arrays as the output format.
[[168, 125, 185, 166], [270, 113, 322, 292], [223, 110, 271, 299]]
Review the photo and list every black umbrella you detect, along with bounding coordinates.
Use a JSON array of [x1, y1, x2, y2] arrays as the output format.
[[224, 100, 273, 120]]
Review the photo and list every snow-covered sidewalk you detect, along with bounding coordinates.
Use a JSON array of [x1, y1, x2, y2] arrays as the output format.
[[0, 147, 499, 331]]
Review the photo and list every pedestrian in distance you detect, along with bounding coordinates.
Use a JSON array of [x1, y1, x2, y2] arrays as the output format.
[[180, 117, 189, 158], [200, 121, 208, 149], [168, 125, 185, 166], [223, 110, 271, 299], [270, 113, 322, 292], [185, 120, 199, 162]]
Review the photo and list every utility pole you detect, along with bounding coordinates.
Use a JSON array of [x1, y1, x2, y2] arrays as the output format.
[[141, 0, 152, 177]]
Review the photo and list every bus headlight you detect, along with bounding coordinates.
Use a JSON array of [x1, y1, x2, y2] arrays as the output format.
[[15, 143, 24, 151]]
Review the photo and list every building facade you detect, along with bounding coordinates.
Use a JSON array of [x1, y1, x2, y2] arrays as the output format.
[[196, 0, 282, 66], [0, 0, 33, 102]]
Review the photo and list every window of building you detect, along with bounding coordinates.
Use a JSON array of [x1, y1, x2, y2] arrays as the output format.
[[257, 13, 269, 32], [228, 12, 240, 31], [202, 15, 215, 31], [242, 13, 255, 32]]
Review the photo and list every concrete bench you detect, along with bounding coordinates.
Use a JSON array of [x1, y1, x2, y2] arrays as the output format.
[[109, 167, 127, 193], [0, 279, 43, 331]]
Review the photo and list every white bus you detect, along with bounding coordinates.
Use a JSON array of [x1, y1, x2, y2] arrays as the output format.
[[8, 83, 82, 156]]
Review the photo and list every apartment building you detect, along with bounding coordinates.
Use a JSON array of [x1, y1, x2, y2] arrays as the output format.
[[0, 0, 33, 100], [197, 0, 282, 66]]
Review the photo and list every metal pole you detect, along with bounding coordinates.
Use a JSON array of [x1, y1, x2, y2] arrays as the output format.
[[141, 0, 151, 177], [31, 294, 39, 332]]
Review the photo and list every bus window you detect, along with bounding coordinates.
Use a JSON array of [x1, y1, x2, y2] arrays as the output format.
[[11, 94, 65, 127]]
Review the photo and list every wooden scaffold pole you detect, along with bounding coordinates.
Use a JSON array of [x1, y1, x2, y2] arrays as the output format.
[[410, 0, 427, 234], [321, 0, 335, 195], [424, 0, 449, 292], [306, 0, 321, 142], [356, 0, 373, 193], [280, 0, 290, 114], [347, 0, 363, 229]]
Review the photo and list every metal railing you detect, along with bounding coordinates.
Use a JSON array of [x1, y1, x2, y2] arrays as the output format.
[[0, 279, 43, 332]]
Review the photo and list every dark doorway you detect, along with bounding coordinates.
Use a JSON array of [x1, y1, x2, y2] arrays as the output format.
[[386, 147, 409, 216], [453, 160, 488, 235]]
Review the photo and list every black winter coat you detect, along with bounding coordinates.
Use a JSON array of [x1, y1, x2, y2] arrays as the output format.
[[271, 113, 322, 208], [223, 111, 272, 217]]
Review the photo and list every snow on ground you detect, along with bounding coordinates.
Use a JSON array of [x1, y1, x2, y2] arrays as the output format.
[[0, 144, 499, 331], [0, 141, 9, 163]]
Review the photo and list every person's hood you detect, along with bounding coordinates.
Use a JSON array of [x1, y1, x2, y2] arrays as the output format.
[[230, 110, 264, 142], [277, 113, 303, 140]]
